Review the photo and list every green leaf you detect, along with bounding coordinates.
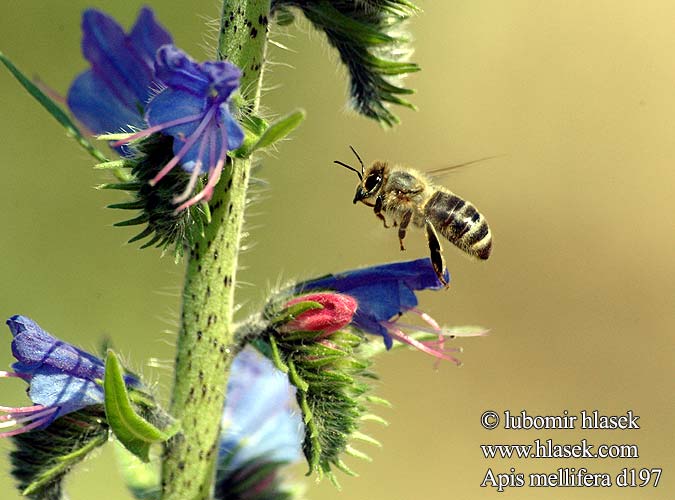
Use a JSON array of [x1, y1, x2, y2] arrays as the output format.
[[229, 113, 268, 158], [250, 109, 305, 151], [0, 51, 108, 163], [230, 110, 305, 158], [104, 350, 179, 462]]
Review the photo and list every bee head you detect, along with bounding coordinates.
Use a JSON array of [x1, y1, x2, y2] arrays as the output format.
[[354, 162, 386, 204], [333, 146, 385, 204]]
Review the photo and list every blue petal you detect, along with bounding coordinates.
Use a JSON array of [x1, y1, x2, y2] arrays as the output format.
[[128, 7, 172, 68], [29, 368, 104, 420], [219, 347, 302, 471], [154, 46, 241, 100], [297, 257, 446, 320], [67, 70, 144, 133], [80, 9, 154, 108], [154, 45, 211, 96], [7, 315, 105, 382], [68, 8, 171, 134], [222, 106, 245, 150], [200, 61, 241, 97], [296, 258, 448, 348], [145, 88, 209, 169]]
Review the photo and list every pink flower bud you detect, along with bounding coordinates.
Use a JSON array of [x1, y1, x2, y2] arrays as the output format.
[[281, 293, 357, 335]]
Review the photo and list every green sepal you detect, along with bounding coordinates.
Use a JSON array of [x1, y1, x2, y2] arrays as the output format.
[[287, 359, 309, 392], [103, 350, 179, 462], [0, 51, 109, 163], [94, 159, 129, 170], [270, 300, 323, 328], [268, 335, 289, 373], [10, 406, 109, 500], [98, 181, 143, 191]]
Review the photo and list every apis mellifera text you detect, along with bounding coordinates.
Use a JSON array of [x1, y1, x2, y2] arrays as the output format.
[[334, 147, 492, 286]]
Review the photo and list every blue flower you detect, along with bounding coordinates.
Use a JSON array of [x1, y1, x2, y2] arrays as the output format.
[[215, 346, 302, 496], [0, 316, 139, 437], [295, 258, 481, 362], [140, 45, 245, 210], [67, 7, 172, 135], [67, 8, 244, 210], [218, 346, 302, 472]]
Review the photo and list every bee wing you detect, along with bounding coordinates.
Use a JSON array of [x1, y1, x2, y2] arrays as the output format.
[[426, 155, 500, 181]]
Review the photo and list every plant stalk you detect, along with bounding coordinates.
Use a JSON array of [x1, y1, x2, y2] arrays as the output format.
[[160, 1, 271, 499]]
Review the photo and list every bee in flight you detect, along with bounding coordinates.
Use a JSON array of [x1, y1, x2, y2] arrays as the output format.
[[334, 147, 492, 286]]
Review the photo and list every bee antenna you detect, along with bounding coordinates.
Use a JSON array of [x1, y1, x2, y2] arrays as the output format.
[[349, 145, 365, 176], [334, 160, 363, 181]]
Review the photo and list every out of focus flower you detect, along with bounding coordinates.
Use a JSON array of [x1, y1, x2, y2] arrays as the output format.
[[67, 7, 172, 134], [0, 316, 139, 438], [295, 258, 481, 362], [215, 346, 302, 499]]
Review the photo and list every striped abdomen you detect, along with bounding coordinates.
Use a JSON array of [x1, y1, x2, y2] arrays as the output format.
[[423, 190, 492, 259]]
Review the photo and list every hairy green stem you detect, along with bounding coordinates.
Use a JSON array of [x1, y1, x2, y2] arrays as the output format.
[[160, 1, 271, 499]]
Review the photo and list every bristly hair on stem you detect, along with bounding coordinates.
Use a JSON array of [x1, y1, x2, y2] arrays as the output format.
[[271, 0, 420, 126]]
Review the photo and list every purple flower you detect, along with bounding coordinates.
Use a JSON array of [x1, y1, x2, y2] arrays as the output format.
[[295, 258, 483, 362], [138, 45, 245, 210], [67, 8, 244, 210], [0, 316, 139, 437], [67, 7, 172, 135], [216, 347, 302, 493]]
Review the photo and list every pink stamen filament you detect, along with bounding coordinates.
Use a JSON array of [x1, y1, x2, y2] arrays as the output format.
[[384, 322, 462, 364], [0, 413, 58, 438], [0, 370, 31, 381], [0, 406, 58, 427], [149, 106, 219, 186], [111, 113, 203, 148], [409, 308, 441, 330], [172, 126, 211, 204], [0, 403, 47, 414], [175, 121, 229, 211], [0, 406, 59, 438]]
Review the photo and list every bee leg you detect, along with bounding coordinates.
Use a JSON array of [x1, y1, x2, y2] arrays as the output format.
[[425, 220, 449, 287], [398, 211, 412, 251], [374, 195, 390, 228]]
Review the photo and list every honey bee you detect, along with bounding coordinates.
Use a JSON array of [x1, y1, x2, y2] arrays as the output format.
[[334, 147, 492, 286]]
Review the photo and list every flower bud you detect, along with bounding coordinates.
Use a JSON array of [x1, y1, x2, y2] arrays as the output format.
[[279, 292, 357, 335]]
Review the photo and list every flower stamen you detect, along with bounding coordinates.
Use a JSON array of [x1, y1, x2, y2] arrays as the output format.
[[0, 405, 59, 438], [149, 105, 219, 186], [111, 113, 204, 148], [383, 321, 463, 364], [174, 121, 229, 210]]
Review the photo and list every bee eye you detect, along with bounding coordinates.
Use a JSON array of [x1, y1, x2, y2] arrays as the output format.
[[364, 173, 382, 192]]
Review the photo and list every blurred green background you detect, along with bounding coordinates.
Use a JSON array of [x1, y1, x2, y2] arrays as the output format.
[[1, 1, 673, 499]]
